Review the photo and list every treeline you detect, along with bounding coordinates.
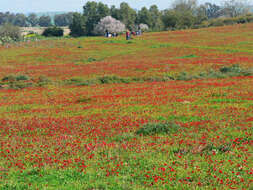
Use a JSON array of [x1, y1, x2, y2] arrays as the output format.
[[0, 12, 73, 27], [0, 0, 252, 32], [69, 0, 252, 36]]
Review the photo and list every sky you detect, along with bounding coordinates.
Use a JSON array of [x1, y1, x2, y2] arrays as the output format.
[[0, 0, 231, 13]]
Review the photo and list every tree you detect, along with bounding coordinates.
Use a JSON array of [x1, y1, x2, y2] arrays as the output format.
[[137, 7, 152, 27], [204, 3, 222, 19], [0, 12, 15, 25], [110, 5, 120, 20], [27, 13, 38, 26], [149, 5, 163, 31], [69, 13, 86, 37], [39, 16, 52, 27], [161, 10, 178, 29], [172, 0, 197, 29], [172, 0, 197, 13], [83, 1, 110, 35], [118, 2, 137, 30], [195, 5, 208, 25], [93, 16, 125, 35], [176, 11, 195, 29], [14, 13, 27, 27], [223, 0, 250, 17], [54, 13, 73, 27]]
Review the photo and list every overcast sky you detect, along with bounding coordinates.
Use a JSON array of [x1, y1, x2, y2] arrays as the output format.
[[0, 0, 230, 13]]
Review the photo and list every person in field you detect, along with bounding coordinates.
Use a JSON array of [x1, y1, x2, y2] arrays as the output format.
[[105, 29, 109, 38], [126, 30, 130, 40]]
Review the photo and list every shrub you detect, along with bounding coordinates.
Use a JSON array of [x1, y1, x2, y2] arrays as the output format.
[[136, 122, 181, 136], [16, 75, 30, 81], [42, 26, 64, 37], [37, 76, 51, 86], [0, 23, 21, 43], [9, 82, 33, 89], [2, 75, 30, 82], [98, 76, 130, 84], [87, 57, 97, 62], [2, 75, 17, 82], [209, 19, 224, 27], [246, 15, 253, 23], [223, 18, 237, 25], [93, 16, 125, 36], [176, 72, 194, 81], [76, 97, 93, 103], [236, 17, 247, 24]]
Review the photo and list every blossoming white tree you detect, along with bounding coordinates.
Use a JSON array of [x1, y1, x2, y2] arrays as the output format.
[[93, 16, 126, 36], [139, 23, 149, 31]]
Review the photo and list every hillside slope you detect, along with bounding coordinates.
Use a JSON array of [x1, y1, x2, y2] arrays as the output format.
[[0, 24, 252, 189]]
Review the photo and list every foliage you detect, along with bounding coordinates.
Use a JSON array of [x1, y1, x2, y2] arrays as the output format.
[[118, 2, 137, 30], [136, 122, 181, 136], [161, 10, 178, 29], [69, 13, 86, 37], [137, 7, 152, 27], [27, 13, 39, 27], [83, 1, 110, 35], [54, 13, 73, 27], [38, 16, 52, 27], [0, 23, 21, 43], [13, 13, 27, 27], [93, 16, 125, 35], [42, 26, 64, 37], [223, 0, 250, 17], [2, 75, 30, 82]]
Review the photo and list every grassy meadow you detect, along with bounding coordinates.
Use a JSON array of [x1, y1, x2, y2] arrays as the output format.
[[0, 23, 252, 189]]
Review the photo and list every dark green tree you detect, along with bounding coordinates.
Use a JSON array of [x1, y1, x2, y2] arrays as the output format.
[[137, 7, 152, 27], [69, 13, 86, 37], [83, 1, 110, 35], [14, 13, 27, 27], [39, 16, 52, 27], [149, 5, 163, 31], [118, 2, 137, 30], [54, 13, 73, 27], [110, 5, 120, 20], [0, 12, 15, 25], [161, 10, 178, 29], [172, 0, 197, 29], [27, 13, 38, 26]]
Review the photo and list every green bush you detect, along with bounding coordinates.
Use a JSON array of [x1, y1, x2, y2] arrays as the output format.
[[246, 15, 253, 23], [16, 75, 30, 81], [37, 75, 51, 86], [76, 97, 93, 103], [98, 76, 131, 84], [2, 75, 30, 82], [176, 72, 194, 81], [236, 17, 247, 24], [209, 19, 224, 27], [223, 18, 237, 25], [10, 82, 33, 89], [220, 64, 240, 73], [42, 26, 64, 37], [136, 122, 181, 136]]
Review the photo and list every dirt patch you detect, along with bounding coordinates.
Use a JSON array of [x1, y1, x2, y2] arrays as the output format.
[[21, 27, 70, 36]]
